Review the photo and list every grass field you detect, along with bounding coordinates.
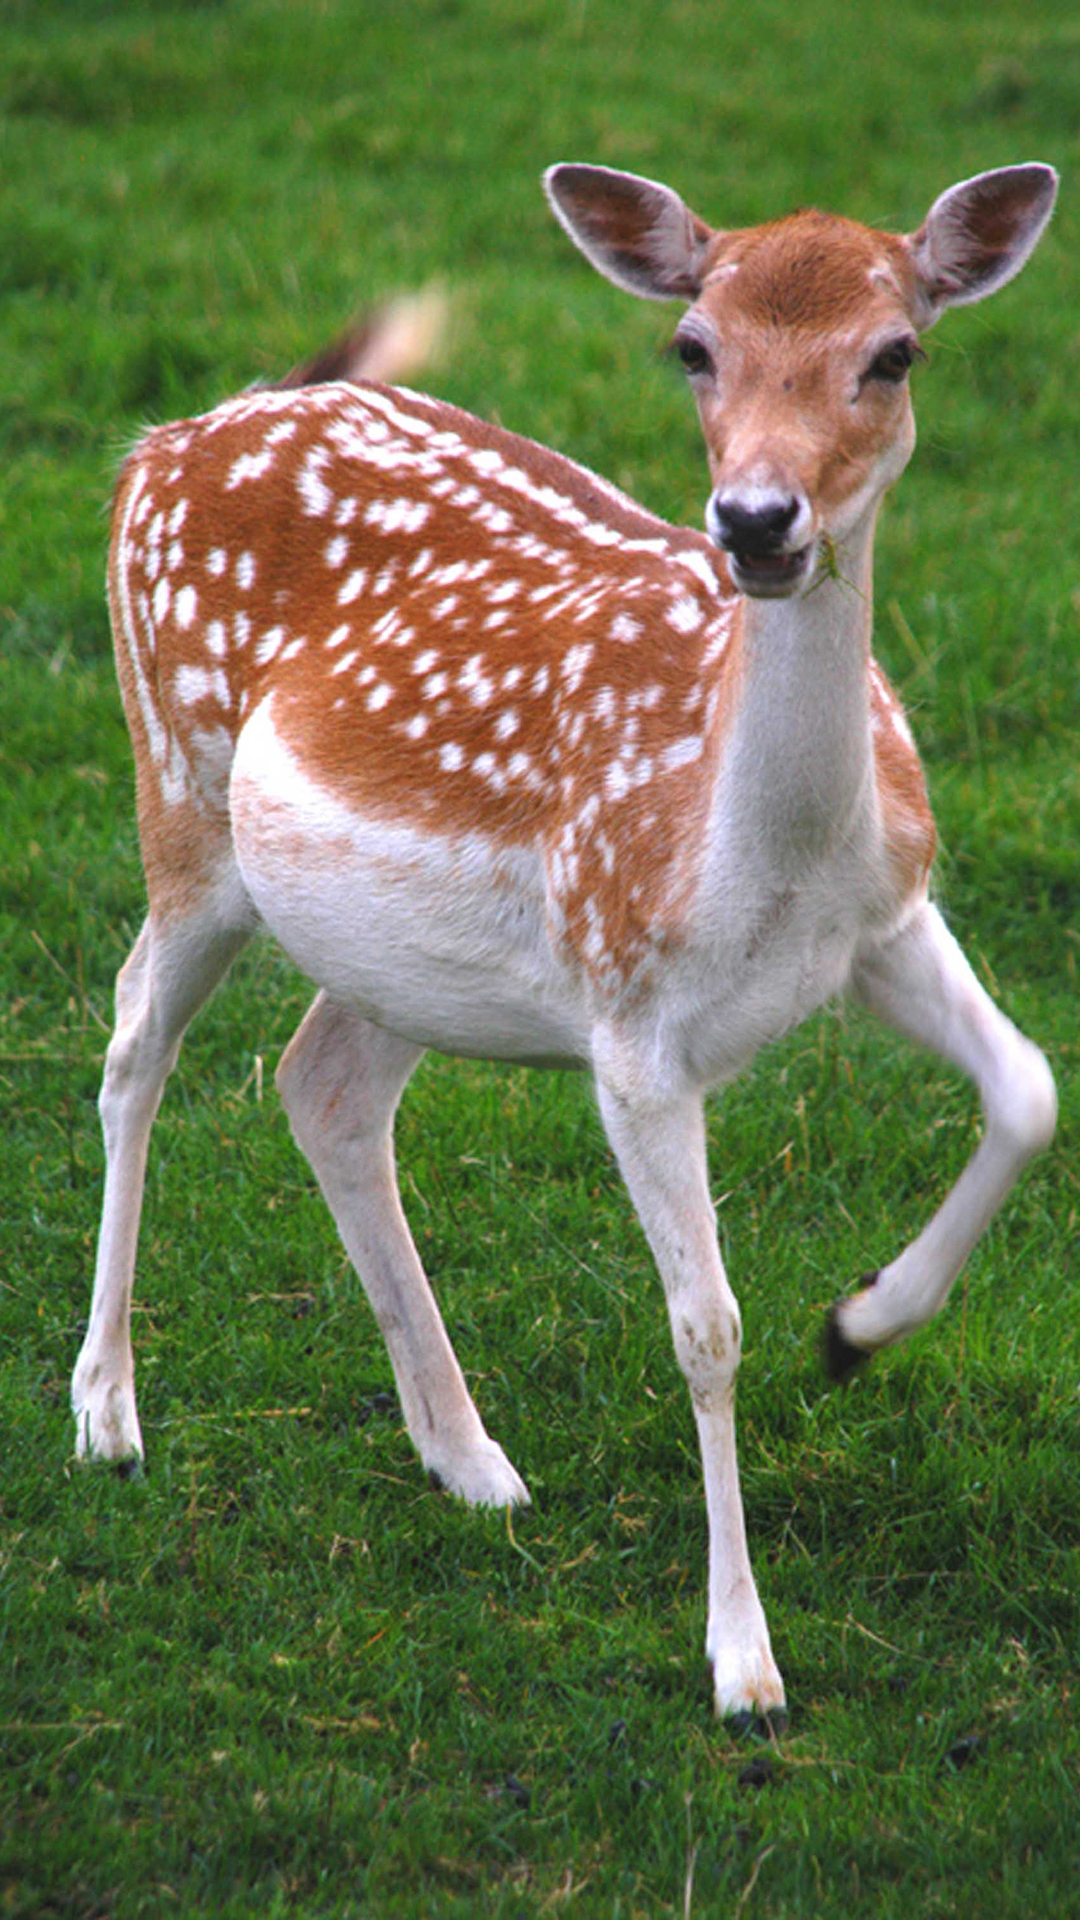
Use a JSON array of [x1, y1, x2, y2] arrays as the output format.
[[2, 1, 1079, 1914]]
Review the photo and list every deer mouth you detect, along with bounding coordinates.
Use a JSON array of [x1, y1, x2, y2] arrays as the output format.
[[727, 542, 814, 599]]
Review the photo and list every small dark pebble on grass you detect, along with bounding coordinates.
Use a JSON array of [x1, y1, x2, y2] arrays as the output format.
[[485, 1776, 530, 1809], [357, 1390, 401, 1425], [738, 1754, 777, 1790]]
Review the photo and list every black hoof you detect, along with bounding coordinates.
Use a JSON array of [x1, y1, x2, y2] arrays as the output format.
[[115, 1455, 144, 1483], [822, 1270, 879, 1383]]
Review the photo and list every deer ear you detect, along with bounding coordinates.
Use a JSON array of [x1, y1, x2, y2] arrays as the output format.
[[906, 164, 1058, 323], [544, 164, 716, 302]]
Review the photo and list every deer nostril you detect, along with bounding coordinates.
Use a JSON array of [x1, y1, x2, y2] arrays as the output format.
[[711, 492, 800, 557]]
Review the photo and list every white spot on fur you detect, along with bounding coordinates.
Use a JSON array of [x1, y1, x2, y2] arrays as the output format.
[[561, 643, 593, 692], [668, 594, 704, 635], [338, 569, 368, 606], [175, 664, 229, 708], [661, 735, 704, 771], [256, 627, 286, 666], [299, 448, 333, 517], [365, 496, 431, 536], [175, 584, 197, 630], [228, 448, 275, 488], [459, 655, 494, 706]]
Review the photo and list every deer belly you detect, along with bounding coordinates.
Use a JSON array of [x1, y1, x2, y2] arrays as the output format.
[[230, 701, 587, 1065]]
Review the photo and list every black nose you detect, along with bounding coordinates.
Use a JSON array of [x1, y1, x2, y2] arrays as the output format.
[[711, 493, 799, 557]]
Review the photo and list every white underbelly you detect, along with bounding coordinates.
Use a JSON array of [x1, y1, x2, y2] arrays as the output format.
[[229, 700, 589, 1066]]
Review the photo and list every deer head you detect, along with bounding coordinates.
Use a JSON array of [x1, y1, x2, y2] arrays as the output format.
[[545, 162, 1057, 598]]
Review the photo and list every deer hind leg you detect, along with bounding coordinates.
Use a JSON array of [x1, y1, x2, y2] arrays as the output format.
[[73, 873, 254, 1461], [596, 1073, 786, 1729], [275, 992, 529, 1508], [827, 901, 1057, 1377]]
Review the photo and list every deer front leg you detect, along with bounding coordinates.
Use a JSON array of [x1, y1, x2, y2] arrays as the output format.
[[595, 1072, 786, 1732], [827, 902, 1057, 1375]]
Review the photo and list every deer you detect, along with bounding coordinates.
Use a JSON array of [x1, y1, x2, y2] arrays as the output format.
[[73, 160, 1059, 1732]]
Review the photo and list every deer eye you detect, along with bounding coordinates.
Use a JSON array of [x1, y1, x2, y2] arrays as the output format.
[[674, 333, 714, 378], [866, 337, 922, 384]]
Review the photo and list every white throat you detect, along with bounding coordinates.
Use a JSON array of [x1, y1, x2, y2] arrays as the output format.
[[722, 507, 879, 858]]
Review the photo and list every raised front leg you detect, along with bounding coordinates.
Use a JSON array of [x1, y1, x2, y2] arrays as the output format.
[[276, 995, 529, 1508], [595, 1072, 786, 1730], [827, 902, 1057, 1374]]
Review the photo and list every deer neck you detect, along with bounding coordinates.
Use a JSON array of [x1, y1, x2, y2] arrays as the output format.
[[721, 508, 879, 861]]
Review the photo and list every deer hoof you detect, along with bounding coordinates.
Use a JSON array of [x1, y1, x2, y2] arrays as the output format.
[[822, 1271, 879, 1383]]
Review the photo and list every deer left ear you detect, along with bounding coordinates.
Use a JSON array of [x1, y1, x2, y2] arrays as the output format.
[[906, 164, 1059, 323], [544, 164, 717, 302]]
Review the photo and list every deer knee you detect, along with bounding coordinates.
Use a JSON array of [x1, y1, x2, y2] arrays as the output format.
[[275, 1021, 338, 1153], [992, 1035, 1057, 1163], [276, 1002, 383, 1164], [671, 1292, 742, 1409]]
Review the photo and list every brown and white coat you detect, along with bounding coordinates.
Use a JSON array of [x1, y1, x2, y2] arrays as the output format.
[[75, 161, 1058, 1729]]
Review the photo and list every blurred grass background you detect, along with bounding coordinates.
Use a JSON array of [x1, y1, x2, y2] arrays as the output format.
[[1, 2, 1078, 1915]]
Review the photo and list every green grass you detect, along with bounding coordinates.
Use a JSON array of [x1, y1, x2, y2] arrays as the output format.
[[2, 1, 1079, 1914]]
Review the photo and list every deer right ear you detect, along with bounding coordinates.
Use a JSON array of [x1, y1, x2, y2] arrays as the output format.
[[906, 164, 1059, 323], [544, 164, 716, 302]]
